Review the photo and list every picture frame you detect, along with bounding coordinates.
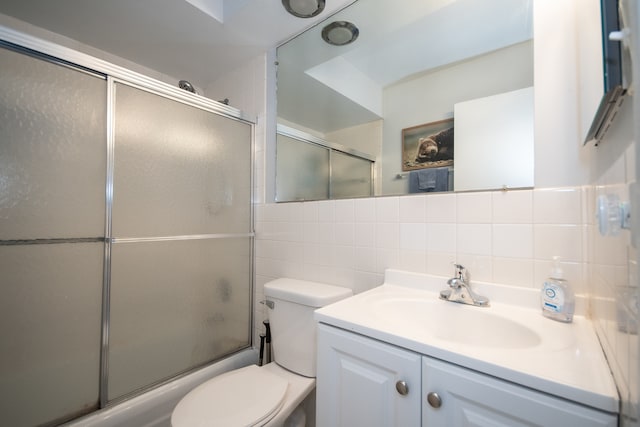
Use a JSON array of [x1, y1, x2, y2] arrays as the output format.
[[401, 118, 454, 171]]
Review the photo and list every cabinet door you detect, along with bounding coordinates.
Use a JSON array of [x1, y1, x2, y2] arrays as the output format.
[[317, 324, 421, 427], [423, 357, 617, 427]]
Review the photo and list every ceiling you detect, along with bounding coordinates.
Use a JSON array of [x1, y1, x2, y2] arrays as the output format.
[[0, 0, 354, 90], [277, 0, 533, 134]]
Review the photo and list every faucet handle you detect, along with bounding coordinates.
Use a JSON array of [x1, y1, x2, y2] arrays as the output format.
[[453, 263, 465, 278]]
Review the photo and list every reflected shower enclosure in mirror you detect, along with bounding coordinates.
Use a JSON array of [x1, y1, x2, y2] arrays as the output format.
[[276, 0, 534, 201]]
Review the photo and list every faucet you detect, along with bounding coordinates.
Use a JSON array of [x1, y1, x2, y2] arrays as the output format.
[[440, 264, 490, 307]]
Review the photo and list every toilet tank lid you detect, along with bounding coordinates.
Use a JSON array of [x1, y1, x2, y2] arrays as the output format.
[[264, 278, 353, 307]]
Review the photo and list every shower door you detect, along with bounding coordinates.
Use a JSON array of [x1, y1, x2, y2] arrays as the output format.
[[0, 45, 107, 426], [107, 82, 253, 401], [0, 41, 254, 425]]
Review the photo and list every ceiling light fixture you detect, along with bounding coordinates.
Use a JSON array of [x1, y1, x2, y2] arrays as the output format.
[[321, 21, 359, 46], [282, 0, 325, 18]]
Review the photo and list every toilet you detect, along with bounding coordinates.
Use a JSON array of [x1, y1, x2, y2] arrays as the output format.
[[171, 278, 353, 427]]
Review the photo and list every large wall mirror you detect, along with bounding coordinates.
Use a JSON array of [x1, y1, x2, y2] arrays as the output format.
[[276, 0, 534, 200]]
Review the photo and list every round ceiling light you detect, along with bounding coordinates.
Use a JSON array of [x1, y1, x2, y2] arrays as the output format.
[[321, 21, 359, 46], [282, 0, 325, 18]]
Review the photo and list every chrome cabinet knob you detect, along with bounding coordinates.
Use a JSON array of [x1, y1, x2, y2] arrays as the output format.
[[427, 392, 442, 408], [395, 380, 409, 395]]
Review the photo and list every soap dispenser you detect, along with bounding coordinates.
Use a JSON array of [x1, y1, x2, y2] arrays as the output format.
[[541, 256, 575, 323]]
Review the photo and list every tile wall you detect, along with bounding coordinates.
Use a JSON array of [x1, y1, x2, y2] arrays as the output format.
[[253, 187, 589, 343]]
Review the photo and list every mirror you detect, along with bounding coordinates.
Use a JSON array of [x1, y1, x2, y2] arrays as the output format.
[[276, 0, 534, 199]]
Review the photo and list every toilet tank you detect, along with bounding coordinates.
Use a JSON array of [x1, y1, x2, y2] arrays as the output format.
[[264, 278, 352, 377]]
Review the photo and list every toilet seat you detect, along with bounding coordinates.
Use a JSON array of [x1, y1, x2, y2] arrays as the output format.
[[171, 364, 289, 427]]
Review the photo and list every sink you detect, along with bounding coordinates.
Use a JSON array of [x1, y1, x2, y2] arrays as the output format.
[[370, 296, 541, 349]]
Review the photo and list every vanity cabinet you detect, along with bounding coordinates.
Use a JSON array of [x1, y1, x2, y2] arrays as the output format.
[[423, 357, 617, 427], [316, 323, 421, 427], [317, 324, 617, 427]]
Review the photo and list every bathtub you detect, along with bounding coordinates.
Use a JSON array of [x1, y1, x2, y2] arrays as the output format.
[[64, 349, 258, 427]]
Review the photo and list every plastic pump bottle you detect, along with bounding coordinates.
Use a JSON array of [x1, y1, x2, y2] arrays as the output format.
[[541, 257, 575, 323]]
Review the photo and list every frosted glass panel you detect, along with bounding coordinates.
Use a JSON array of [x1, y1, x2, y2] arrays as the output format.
[[276, 134, 329, 201], [331, 152, 373, 199], [108, 238, 251, 400], [0, 243, 103, 426], [113, 83, 252, 237], [0, 46, 107, 240]]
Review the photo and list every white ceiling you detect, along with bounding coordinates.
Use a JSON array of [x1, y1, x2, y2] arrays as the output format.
[[0, 0, 354, 89]]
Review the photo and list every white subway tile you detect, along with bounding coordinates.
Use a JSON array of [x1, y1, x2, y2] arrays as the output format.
[[317, 200, 335, 222], [457, 192, 492, 223], [355, 222, 376, 247], [376, 248, 400, 274], [303, 202, 319, 223], [354, 246, 377, 272], [261, 203, 279, 222], [426, 193, 456, 223], [303, 243, 320, 266], [376, 222, 399, 249], [376, 197, 399, 222], [282, 241, 305, 264], [399, 195, 426, 223], [355, 198, 376, 222], [335, 222, 355, 246], [427, 223, 456, 253], [317, 222, 335, 244], [426, 252, 457, 277], [533, 187, 582, 224], [534, 224, 583, 262], [335, 199, 355, 222], [314, 244, 335, 266], [492, 190, 533, 223], [492, 258, 534, 288], [456, 224, 492, 256], [333, 245, 355, 269], [492, 224, 533, 259], [287, 202, 305, 221], [352, 271, 385, 294], [400, 223, 427, 251], [303, 222, 320, 243], [398, 250, 427, 273]]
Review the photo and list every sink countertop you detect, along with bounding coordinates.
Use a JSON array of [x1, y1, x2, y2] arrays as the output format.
[[314, 269, 619, 413]]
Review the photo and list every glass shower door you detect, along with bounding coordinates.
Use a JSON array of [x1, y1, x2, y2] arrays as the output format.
[[0, 45, 106, 426], [108, 83, 253, 400]]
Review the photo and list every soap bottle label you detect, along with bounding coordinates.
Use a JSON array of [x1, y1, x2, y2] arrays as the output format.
[[542, 282, 564, 313]]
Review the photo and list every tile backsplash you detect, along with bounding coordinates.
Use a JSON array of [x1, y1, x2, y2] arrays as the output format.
[[253, 186, 589, 341]]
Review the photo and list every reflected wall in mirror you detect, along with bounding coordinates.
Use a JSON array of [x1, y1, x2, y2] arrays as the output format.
[[276, 0, 534, 200]]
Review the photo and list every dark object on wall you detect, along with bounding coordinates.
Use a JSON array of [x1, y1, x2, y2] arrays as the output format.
[[402, 118, 454, 171], [263, 320, 272, 364], [584, 0, 629, 145]]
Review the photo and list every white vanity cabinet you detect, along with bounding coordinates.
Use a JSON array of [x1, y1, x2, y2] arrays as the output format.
[[316, 323, 422, 427], [422, 357, 617, 427], [317, 324, 617, 427]]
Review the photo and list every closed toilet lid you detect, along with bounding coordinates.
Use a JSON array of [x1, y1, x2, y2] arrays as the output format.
[[171, 364, 288, 427]]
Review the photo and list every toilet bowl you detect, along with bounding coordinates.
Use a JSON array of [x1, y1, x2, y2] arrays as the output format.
[[171, 278, 352, 426]]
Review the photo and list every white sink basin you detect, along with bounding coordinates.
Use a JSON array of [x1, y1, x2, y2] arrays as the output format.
[[314, 269, 619, 414], [370, 297, 541, 349]]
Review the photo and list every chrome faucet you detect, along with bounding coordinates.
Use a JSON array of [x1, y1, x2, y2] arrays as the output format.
[[440, 264, 490, 307]]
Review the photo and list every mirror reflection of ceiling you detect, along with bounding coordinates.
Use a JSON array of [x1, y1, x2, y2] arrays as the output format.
[[277, 0, 533, 134], [0, 0, 354, 90]]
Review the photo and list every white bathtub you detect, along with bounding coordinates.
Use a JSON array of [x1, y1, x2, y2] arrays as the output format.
[[64, 349, 258, 427]]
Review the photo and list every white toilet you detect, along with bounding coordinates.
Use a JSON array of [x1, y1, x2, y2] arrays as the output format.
[[171, 278, 353, 427]]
